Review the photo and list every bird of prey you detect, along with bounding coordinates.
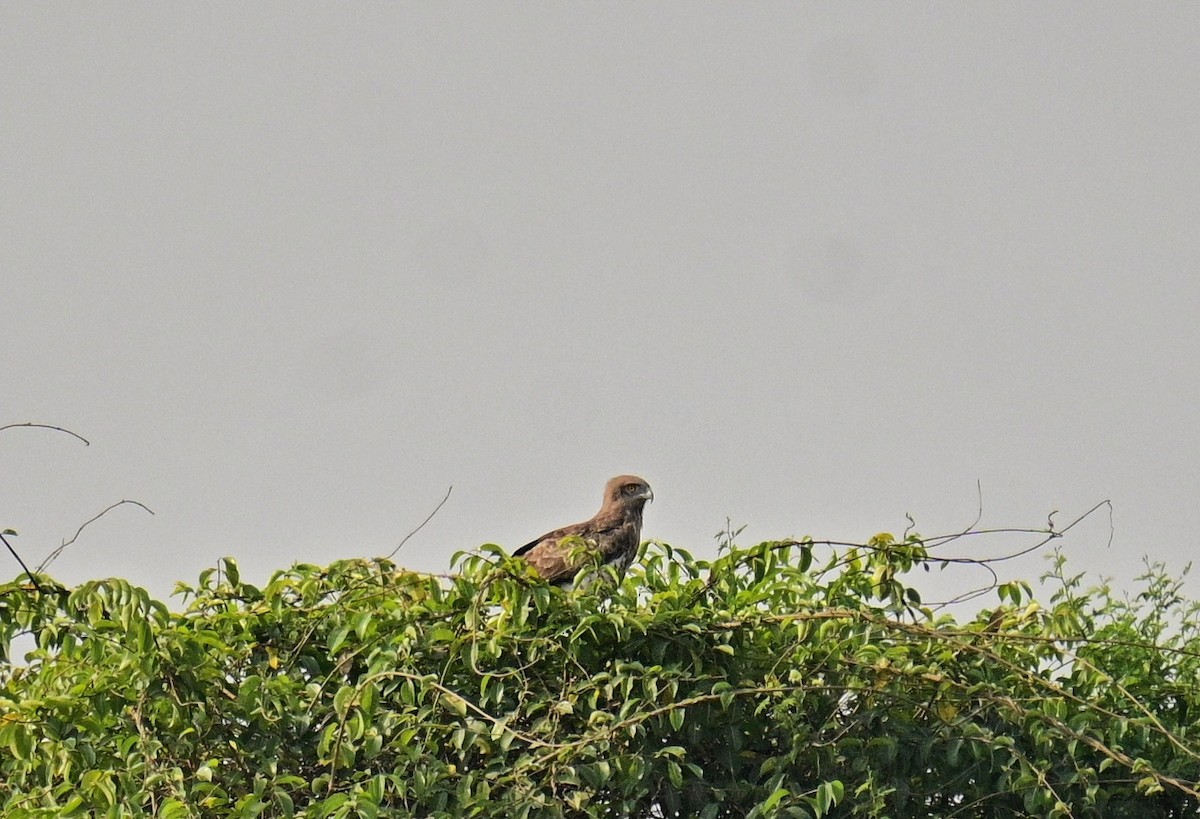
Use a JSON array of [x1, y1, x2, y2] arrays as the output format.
[[512, 475, 653, 587]]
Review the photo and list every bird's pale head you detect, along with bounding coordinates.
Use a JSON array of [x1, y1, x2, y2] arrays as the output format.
[[604, 475, 654, 511]]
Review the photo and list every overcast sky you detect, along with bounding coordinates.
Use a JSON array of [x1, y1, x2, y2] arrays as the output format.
[[3, 5, 1197, 608]]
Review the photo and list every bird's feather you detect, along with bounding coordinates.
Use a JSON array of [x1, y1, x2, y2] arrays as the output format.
[[512, 475, 652, 586]]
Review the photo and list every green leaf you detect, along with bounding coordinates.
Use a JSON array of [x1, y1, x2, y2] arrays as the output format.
[[667, 760, 683, 788], [221, 557, 240, 586], [763, 786, 788, 811], [444, 692, 468, 717], [815, 780, 842, 815], [333, 685, 357, 717]]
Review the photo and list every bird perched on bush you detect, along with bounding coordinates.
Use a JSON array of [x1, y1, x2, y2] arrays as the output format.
[[512, 475, 653, 587]]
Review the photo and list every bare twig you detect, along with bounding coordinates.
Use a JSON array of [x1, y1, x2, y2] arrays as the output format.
[[0, 422, 90, 447], [913, 479, 985, 553], [37, 499, 156, 573], [0, 530, 43, 593], [938, 499, 1113, 565], [690, 500, 1114, 609], [385, 486, 452, 560], [970, 478, 985, 531], [1, 421, 91, 588]]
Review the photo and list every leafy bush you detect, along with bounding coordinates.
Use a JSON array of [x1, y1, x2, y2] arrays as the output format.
[[2, 530, 1199, 817]]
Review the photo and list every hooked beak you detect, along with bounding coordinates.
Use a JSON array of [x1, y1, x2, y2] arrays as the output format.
[[642, 488, 654, 503]]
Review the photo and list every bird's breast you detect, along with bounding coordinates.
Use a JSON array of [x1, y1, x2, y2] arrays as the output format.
[[605, 546, 636, 573]]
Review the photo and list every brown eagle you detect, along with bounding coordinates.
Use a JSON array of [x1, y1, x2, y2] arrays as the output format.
[[512, 475, 653, 587]]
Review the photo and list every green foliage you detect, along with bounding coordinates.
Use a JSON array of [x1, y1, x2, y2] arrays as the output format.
[[2, 537, 1199, 817]]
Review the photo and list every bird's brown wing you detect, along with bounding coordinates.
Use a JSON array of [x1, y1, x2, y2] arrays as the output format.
[[513, 519, 625, 585]]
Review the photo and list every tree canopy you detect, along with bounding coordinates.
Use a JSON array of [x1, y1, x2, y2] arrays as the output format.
[[2, 523, 1199, 817]]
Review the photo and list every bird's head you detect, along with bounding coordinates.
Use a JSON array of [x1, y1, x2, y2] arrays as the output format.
[[604, 475, 654, 511]]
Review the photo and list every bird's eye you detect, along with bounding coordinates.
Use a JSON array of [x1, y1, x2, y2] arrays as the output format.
[[625, 484, 639, 494]]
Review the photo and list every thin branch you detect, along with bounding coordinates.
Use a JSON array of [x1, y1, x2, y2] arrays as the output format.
[[1072, 654, 1200, 764], [385, 486, 452, 560], [37, 499, 156, 573], [908, 478, 985, 553], [0, 530, 43, 593], [0, 421, 92, 589], [817, 499, 1112, 568], [927, 562, 1001, 609], [969, 477, 985, 531], [0, 422, 90, 447], [942, 499, 1113, 565], [690, 501, 1114, 609]]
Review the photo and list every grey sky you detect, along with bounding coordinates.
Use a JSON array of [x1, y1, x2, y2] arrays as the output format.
[[3, 5, 1197, 606]]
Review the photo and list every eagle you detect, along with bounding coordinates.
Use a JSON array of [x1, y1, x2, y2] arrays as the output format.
[[512, 475, 653, 587]]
